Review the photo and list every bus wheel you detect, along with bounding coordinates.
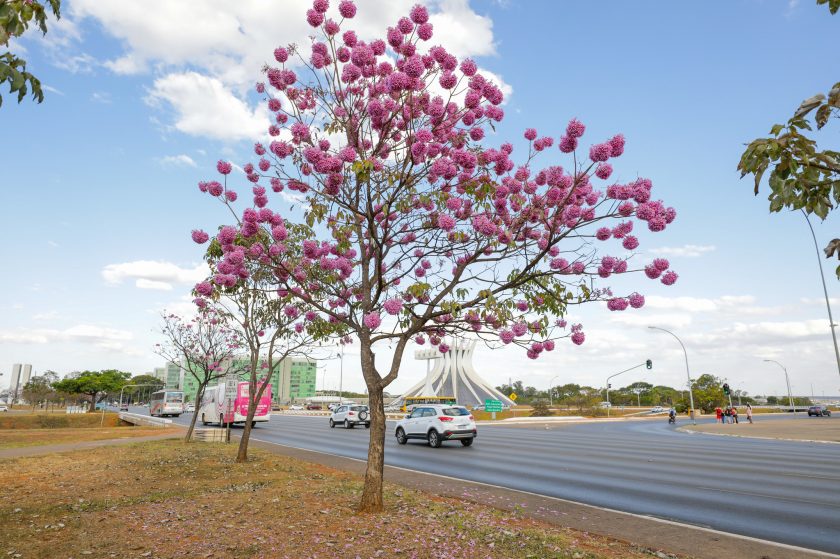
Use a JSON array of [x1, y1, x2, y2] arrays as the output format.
[[220, 414, 225, 427], [251, 421, 256, 428], [201, 414, 208, 426]]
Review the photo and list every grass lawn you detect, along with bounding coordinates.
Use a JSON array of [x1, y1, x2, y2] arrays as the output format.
[[0, 427, 171, 449], [0, 440, 679, 559]]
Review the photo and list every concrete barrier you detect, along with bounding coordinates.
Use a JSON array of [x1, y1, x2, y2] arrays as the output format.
[[118, 412, 172, 428]]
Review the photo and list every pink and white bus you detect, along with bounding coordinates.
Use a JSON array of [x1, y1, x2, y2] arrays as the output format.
[[198, 381, 271, 427]]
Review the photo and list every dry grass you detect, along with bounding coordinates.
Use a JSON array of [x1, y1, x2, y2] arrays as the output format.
[[0, 427, 169, 449], [0, 413, 124, 430], [0, 440, 678, 559]]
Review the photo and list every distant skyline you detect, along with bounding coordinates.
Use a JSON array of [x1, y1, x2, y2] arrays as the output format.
[[2, 0, 839, 399]]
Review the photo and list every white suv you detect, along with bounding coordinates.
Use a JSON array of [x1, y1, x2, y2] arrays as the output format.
[[329, 404, 370, 429], [395, 404, 476, 447]]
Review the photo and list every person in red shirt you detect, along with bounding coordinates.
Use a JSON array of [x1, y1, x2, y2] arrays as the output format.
[[715, 407, 723, 423]]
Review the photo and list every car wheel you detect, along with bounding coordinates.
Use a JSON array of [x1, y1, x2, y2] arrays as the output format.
[[364, 422, 370, 429], [201, 414, 208, 426], [460, 438, 474, 447], [428, 430, 442, 448], [396, 428, 407, 444], [329, 419, 335, 428], [345, 419, 353, 429]]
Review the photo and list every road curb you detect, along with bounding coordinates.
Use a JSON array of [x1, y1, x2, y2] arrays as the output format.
[[248, 436, 839, 559], [676, 426, 840, 445]]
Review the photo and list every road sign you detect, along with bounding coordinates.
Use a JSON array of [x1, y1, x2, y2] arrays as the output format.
[[225, 374, 238, 400], [509, 392, 518, 401], [485, 399, 503, 412]]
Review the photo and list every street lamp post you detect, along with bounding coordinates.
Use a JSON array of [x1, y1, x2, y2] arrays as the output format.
[[648, 326, 696, 425], [764, 359, 795, 413], [548, 375, 559, 407], [802, 210, 840, 378]]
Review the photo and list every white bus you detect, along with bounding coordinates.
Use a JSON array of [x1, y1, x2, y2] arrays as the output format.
[[150, 390, 184, 417]]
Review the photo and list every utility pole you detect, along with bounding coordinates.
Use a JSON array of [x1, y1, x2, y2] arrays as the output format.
[[802, 210, 840, 379], [764, 360, 795, 413]]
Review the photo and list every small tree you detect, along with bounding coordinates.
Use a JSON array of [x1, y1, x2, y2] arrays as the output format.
[[196, 233, 334, 462], [53, 370, 130, 412], [194, 1, 678, 511], [691, 374, 726, 414], [21, 373, 57, 410], [530, 399, 553, 417], [156, 308, 245, 442]]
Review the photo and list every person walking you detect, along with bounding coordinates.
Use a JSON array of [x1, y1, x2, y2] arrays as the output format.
[[715, 406, 723, 423], [746, 403, 753, 424], [732, 406, 739, 424]]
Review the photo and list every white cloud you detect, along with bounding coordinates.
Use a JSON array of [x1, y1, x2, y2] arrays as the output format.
[[42, 85, 65, 96], [159, 154, 198, 168], [0, 324, 137, 354], [32, 311, 60, 321], [136, 279, 175, 291], [91, 91, 112, 104], [102, 260, 209, 290], [146, 72, 269, 141], [649, 244, 716, 258], [67, 0, 508, 143]]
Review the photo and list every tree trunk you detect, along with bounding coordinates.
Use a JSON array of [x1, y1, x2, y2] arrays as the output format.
[[87, 393, 98, 413], [184, 386, 204, 443], [358, 364, 386, 513], [235, 400, 257, 462]]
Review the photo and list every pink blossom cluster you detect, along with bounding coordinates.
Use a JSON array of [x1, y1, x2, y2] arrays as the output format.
[[190, 0, 680, 360]]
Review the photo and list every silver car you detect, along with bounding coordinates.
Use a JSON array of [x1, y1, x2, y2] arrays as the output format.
[[329, 405, 370, 429]]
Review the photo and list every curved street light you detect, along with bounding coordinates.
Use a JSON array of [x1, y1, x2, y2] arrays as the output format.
[[763, 359, 796, 413], [648, 326, 696, 425], [801, 210, 840, 378]]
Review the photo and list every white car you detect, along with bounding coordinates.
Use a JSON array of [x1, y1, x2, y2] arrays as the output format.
[[651, 406, 664, 413], [394, 404, 476, 447], [184, 403, 195, 413], [0, 404, 8, 412], [288, 404, 304, 411], [329, 405, 370, 428]]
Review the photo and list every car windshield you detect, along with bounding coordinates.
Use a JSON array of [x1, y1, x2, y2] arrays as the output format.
[[442, 407, 470, 416]]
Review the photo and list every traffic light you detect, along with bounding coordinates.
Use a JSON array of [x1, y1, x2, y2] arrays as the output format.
[[646, 359, 653, 370], [607, 383, 612, 389], [723, 383, 730, 395]]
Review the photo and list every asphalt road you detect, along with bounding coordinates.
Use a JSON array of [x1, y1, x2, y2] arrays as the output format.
[[138, 408, 840, 554]]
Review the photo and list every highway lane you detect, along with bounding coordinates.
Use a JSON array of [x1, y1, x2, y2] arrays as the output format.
[[147, 408, 840, 554]]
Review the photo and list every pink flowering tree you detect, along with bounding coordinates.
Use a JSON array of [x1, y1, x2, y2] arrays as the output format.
[[193, 0, 678, 511], [156, 308, 244, 442], [196, 232, 339, 463]]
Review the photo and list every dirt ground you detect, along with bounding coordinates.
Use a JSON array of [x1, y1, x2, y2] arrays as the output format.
[[684, 417, 840, 442], [0, 440, 682, 559], [0, 427, 171, 449]]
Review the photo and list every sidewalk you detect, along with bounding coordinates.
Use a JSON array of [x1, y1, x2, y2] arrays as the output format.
[[681, 418, 839, 444], [0, 431, 182, 460]]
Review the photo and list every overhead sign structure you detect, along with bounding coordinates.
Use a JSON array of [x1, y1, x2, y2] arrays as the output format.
[[484, 399, 503, 412], [509, 392, 518, 402]]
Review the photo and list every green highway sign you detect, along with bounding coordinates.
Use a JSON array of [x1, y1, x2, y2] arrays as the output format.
[[485, 399, 503, 412]]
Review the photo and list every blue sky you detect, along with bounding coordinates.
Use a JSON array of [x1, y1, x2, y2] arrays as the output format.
[[2, 0, 839, 399]]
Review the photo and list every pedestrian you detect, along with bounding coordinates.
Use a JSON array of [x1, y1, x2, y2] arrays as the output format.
[[715, 406, 723, 423], [724, 407, 731, 424], [746, 403, 753, 424], [732, 406, 739, 424]]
